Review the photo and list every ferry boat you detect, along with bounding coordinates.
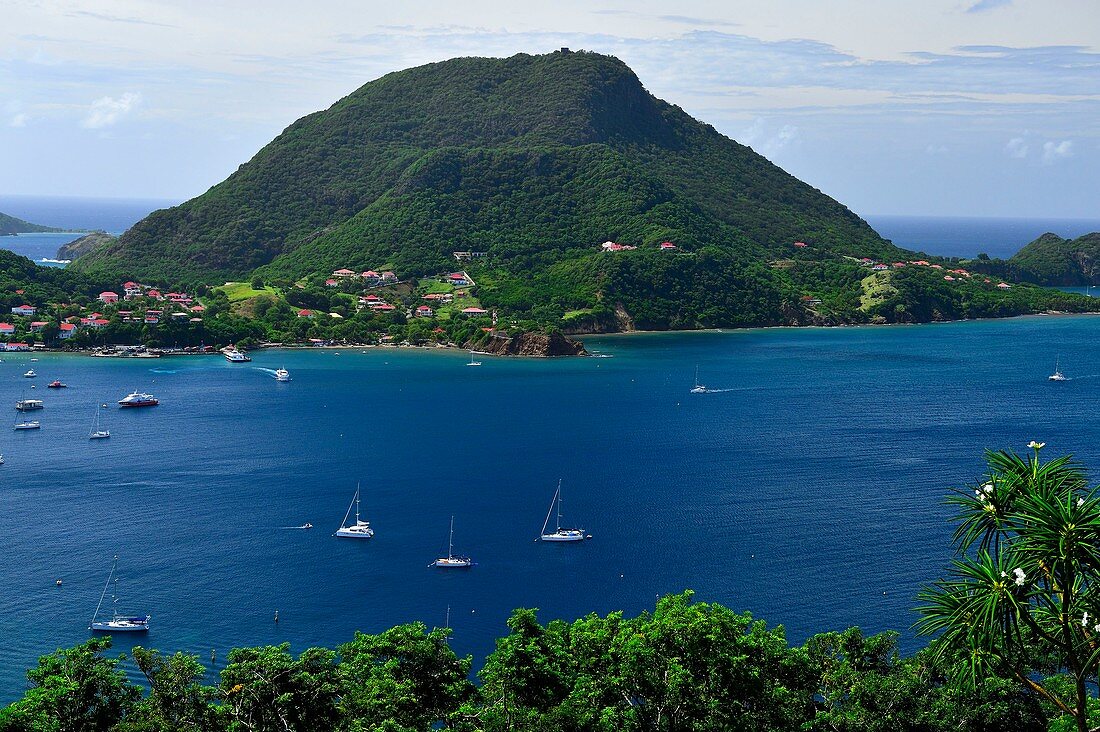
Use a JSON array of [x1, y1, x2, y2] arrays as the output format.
[[47, 380, 66, 388], [118, 391, 159, 407], [16, 399, 43, 411], [275, 368, 291, 382], [224, 347, 252, 363]]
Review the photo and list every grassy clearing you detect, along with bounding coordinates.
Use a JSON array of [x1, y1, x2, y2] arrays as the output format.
[[219, 282, 280, 303]]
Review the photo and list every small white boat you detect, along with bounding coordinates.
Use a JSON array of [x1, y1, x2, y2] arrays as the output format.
[[89, 405, 110, 439], [275, 368, 290, 382], [0, 454, 5, 465], [13, 420, 40, 430], [1049, 358, 1067, 382], [89, 555, 149, 633], [467, 351, 481, 367], [16, 398, 43, 411], [335, 483, 374, 539], [431, 516, 472, 568], [539, 479, 588, 542], [690, 366, 708, 393], [23, 369, 36, 378]]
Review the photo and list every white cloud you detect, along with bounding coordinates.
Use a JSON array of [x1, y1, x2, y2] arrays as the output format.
[[740, 118, 799, 156], [1005, 137, 1028, 158], [81, 92, 141, 129], [9, 113, 28, 128], [966, 0, 1012, 13], [1041, 139, 1073, 164]]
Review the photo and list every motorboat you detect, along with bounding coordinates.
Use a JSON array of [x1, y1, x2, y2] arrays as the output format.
[[23, 370, 35, 378], [275, 368, 290, 382], [47, 380, 66, 388]]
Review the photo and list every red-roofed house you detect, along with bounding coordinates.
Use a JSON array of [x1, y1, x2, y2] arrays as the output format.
[[11, 305, 36, 316], [461, 307, 488, 316], [146, 290, 162, 299], [59, 323, 76, 339], [871, 263, 888, 271], [297, 309, 314, 318], [415, 305, 433, 317], [0, 324, 14, 335], [793, 241, 808, 248], [325, 279, 339, 287], [659, 242, 677, 250], [4, 342, 30, 351], [333, 268, 356, 278], [14, 289, 23, 295], [997, 282, 1012, 289], [29, 321, 47, 332], [944, 276, 956, 281], [892, 262, 906, 268], [373, 304, 396, 312], [381, 271, 397, 282], [361, 270, 380, 279], [190, 304, 205, 313], [99, 291, 119, 304]]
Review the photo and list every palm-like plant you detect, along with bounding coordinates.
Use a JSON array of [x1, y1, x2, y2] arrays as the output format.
[[916, 442, 1100, 732]]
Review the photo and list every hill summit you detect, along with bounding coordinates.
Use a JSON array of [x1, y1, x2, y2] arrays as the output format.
[[71, 50, 1095, 330]]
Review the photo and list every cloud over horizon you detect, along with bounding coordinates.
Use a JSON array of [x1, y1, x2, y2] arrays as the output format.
[[81, 92, 142, 129]]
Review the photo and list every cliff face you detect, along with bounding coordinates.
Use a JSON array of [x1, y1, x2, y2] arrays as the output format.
[[479, 331, 587, 357], [57, 231, 117, 261]]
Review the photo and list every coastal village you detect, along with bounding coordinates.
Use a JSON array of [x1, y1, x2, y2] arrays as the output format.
[[0, 238, 1024, 353]]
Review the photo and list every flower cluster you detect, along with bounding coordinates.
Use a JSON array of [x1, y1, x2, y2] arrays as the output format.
[[1001, 568, 1026, 586], [1027, 440, 1046, 450]]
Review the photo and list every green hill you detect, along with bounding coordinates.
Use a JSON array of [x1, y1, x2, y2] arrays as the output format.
[[0, 211, 64, 235], [1008, 232, 1100, 285], [71, 50, 1098, 330]]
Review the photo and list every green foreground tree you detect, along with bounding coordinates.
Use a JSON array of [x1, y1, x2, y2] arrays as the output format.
[[917, 442, 1100, 732]]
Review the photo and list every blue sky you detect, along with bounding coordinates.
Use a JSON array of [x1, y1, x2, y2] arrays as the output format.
[[1, 0, 1097, 218]]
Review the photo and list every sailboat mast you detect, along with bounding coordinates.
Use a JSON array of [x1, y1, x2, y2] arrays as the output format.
[[355, 482, 361, 524], [556, 479, 563, 532], [448, 516, 455, 560], [91, 556, 117, 624]]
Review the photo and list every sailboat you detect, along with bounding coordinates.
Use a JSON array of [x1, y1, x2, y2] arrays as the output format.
[[539, 479, 588, 542], [89, 556, 149, 632], [89, 405, 110, 439], [690, 366, 708, 393], [335, 483, 373, 538], [13, 400, 40, 430], [430, 516, 472, 568], [1049, 358, 1067, 382], [467, 351, 481, 367]]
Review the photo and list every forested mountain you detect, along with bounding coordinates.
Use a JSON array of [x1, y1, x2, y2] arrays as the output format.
[[0, 211, 63, 235], [1007, 232, 1100, 285]]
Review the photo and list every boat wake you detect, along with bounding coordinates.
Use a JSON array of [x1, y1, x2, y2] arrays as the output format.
[[255, 368, 281, 378], [149, 368, 177, 374], [280, 524, 313, 530]]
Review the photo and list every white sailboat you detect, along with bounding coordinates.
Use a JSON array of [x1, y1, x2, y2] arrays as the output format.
[[430, 516, 472, 568], [1049, 358, 1067, 382], [335, 483, 374, 538], [690, 365, 708, 393], [89, 556, 149, 632], [89, 405, 110, 439], [539, 479, 588, 542], [467, 351, 481, 367]]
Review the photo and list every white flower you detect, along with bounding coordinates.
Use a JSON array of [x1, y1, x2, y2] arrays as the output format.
[[1084, 611, 1090, 627], [1093, 623, 1099, 633], [1027, 441, 1046, 449], [1001, 571, 1008, 578], [1079, 497, 1085, 507], [1013, 568, 1027, 586], [982, 483, 993, 494]]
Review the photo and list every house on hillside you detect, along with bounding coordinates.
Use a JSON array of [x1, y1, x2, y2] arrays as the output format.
[[59, 323, 76, 339], [461, 307, 488, 316], [415, 305, 434, 318], [659, 242, 677, 251], [0, 324, 14, 336], [333, 268, 356, 278], [99, 291, 119, 304], [297, 309, 314, 318], [29, 321, 47, 333], [11, 305, 36, 316], [601, 241, 636, 252]]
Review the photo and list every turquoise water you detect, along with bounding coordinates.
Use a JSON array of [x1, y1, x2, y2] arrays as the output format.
[[1, 317, 1098, 699]]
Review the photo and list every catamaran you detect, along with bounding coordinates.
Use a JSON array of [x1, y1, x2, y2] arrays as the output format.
[[539, 479, 588, 542], [89, 556, 149, 632], [335, 483, 374, 538], [16, 398, 43, 411], [13, 418, 40, 430], [431, 516, 472, 568], [690, 366, 708, 393], [1049, 358, 1067, 382], [89, 405, 110, 439]]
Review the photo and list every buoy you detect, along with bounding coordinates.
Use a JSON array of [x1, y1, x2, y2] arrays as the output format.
[[55, 579, 62, 586], [274, 610, 279, 623]]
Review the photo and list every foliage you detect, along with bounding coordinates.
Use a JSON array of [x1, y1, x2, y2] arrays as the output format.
[[916, 443, 1100, 732]]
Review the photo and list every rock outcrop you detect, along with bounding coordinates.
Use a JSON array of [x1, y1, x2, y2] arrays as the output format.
[[478, 331, 586, 357]]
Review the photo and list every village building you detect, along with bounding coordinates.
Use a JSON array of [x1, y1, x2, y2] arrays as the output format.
[[11, 305, 36, 316]]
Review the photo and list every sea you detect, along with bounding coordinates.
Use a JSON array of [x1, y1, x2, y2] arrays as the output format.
[[0, 200, 1099, 701]]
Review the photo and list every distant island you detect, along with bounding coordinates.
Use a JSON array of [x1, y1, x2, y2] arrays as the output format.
[[0, 210, 65, 236], [0, 50, 1095, 354]]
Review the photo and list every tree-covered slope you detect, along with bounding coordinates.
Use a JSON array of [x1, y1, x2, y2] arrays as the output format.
[[0, 211, 63, 235], [73, 50, 897, 283], [1008, 232, 1100, 285]]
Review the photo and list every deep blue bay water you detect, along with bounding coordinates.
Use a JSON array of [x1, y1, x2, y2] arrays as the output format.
[[2, 317, 1100, 699]]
